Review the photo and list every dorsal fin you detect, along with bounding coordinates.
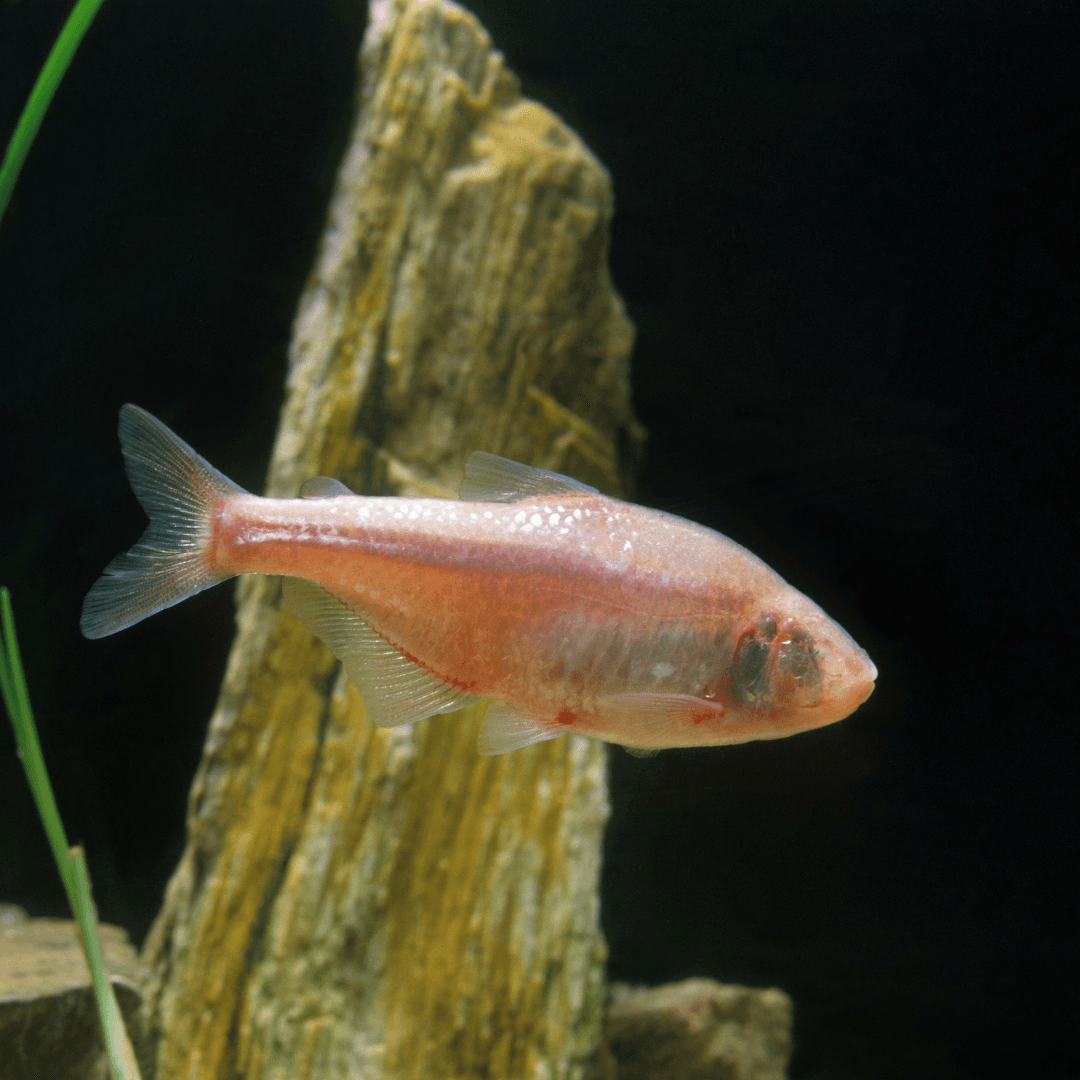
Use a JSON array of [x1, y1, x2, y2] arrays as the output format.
[[299, 476, 355, 499], [281, 577, 469, 727], [459, 451, 599, 503]]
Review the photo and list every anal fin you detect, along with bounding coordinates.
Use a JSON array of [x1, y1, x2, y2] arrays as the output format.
[[282, 577, 469, 728]]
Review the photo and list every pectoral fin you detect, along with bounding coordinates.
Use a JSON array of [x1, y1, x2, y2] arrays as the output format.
[[597, 693, 724, 750], [281, 577, 469, 727]]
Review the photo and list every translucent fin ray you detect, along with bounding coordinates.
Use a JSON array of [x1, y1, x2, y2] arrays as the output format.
[[281, 577, 470, 727], [477, 703, 566, 755], [596, 693, 724, 748], [622, 746, 661, 759], [459, 452, 599, 503], [299, 476, 355, 499], [80, 405, 246, 639]]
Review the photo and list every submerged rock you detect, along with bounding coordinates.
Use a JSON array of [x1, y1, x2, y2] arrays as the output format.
[[606, 978, 793, 1080], [0, 904, 146, 1080]]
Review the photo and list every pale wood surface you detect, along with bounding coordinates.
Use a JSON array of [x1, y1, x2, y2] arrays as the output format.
[[137, 2, 640, 1077]]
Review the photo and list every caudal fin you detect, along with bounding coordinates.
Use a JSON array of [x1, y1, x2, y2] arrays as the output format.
[[80, 405, 247, 639]]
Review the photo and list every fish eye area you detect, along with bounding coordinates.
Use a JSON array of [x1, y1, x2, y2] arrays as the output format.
[[774, 623, 823, 707], [730, 613, 777, 706], [730, 614, 823, 710]]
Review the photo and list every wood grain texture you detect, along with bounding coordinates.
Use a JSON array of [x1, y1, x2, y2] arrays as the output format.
[[137, 1, 640, 1076]]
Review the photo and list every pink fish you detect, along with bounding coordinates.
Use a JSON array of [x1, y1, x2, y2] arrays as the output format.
[[82, 406, 876, 755]]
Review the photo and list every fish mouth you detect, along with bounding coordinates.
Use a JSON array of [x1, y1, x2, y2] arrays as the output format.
[[793, 644, 876, 723], [854, 649, 878, 696], [833, 648, 877, 715], [861, 651, 879, 685]]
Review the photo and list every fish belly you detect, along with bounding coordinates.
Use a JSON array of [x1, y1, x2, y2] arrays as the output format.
[[326, 555, 734, 721]]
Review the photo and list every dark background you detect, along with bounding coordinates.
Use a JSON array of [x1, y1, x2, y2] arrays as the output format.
[[1, 1, 1075, 1077]]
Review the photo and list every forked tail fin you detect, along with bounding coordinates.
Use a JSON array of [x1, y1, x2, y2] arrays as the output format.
[[80, 405, 248, 639]]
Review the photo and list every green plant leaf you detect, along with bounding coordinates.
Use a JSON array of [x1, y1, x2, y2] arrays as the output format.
[[0, 0, 109, 225], [1, 588, 140, 1080]]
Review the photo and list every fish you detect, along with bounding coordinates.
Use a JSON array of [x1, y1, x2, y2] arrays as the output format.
[[81, 405, 877, 755]]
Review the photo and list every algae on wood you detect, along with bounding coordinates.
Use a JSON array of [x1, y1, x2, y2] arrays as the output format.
[[137, 1, 641, 1078]]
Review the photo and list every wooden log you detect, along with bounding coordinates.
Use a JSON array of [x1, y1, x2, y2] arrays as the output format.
[[137, 1, 642, 1077]]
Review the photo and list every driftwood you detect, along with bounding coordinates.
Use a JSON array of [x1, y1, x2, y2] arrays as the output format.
[[137, 1, 642, 1077]]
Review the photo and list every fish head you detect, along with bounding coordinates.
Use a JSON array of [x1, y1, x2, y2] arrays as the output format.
[[726, 588, 876, 740]]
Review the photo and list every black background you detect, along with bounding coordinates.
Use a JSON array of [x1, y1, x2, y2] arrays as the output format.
[[1, 2, 1076, 1077]]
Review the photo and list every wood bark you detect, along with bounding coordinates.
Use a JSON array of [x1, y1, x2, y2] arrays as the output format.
[[137, 1, 642, 1077]]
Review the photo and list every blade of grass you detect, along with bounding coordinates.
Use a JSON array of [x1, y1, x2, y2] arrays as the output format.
[[0, 587, 140, 1080], [71, 845, 142, 1080], [0, 587, 75, 898], [0, 0, 109, 225]]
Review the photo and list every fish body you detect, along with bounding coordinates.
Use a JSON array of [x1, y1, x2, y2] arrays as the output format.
[[82, 406, 876, 754]]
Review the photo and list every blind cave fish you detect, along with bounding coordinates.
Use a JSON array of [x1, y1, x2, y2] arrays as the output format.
[[82, 405, 876, 755]]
